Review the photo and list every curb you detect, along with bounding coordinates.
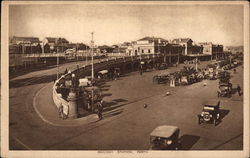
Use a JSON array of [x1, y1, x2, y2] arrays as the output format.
[[33, 82, 99, 127]]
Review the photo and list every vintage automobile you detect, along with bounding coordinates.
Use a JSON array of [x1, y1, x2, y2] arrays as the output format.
[[198, 101, 220, 126], [79, 76, 96, 87], [180, 76, 189, 85], [158, 63, 168, 70], [114, 68, 121, 77], [153, 74, 170, 84], [150, 125, 181, 150], [97, 70, 109, 80], [208, 72, 216, 80], [218, 82, 232, 97]]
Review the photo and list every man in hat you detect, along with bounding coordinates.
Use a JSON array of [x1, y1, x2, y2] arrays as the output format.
[[237, 84, 242, 96]]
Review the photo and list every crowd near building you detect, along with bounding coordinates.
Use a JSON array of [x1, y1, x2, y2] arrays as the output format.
[[9, 35, 232, 70]]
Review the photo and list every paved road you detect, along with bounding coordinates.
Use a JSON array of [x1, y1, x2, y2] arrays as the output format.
[[9, 61, 243, 150]]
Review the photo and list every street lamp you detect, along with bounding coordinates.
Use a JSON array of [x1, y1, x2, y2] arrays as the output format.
[[85, 44, 88, 66], [91, 32, 94, 79], [57, 45, 59, 79], [91, 32, 95, 112]]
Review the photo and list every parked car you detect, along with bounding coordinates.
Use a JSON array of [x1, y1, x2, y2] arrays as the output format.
[[158, 63, 168, 70], [97, 70, 109, 80], [153, 74, 170, 84], [150, 125, 181, 150], [198, 101, 220, 126], [218, 82, 232, 97], [79, 76, 96, 87], [114, 68, 121, 77]]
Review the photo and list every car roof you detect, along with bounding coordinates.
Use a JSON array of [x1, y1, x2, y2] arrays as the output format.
[[203, 101, 220, 107], [98, 70, 108, 74], [150, 125, 179, 138]]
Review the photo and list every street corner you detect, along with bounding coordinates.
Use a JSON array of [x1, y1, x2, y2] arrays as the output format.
[[33, 82, 100, 127]]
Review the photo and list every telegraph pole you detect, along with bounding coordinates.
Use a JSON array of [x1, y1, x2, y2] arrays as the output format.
[[85, 44, 88, 66], [195, 56, 198, 72], [91, 32, 95, 112], [91, 32, 94, 79], [57, 45, 59, 79]]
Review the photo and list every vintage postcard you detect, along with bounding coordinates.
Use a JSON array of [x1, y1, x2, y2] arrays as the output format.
[[1, 1, 249, 158]]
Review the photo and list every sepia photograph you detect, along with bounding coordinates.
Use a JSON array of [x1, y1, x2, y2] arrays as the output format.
[[1, 1, 249, 158]]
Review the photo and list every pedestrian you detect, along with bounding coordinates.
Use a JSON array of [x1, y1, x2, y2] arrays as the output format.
[[64, 68, 68, 74], [97, 100, 103, 120], [140, 65, 143, 75], [58, 104, 64, 119], [237, 85, 242, 96]]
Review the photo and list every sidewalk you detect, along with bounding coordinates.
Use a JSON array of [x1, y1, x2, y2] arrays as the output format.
[[33, 82, 99, 127]]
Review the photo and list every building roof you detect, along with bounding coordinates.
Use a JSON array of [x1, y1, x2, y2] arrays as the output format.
[[199, 42, 213, 45], [11, 36, 40, 44], [172, 38, 193, 44], [138, 36, 168, 43], [45, 37, 69, 44]]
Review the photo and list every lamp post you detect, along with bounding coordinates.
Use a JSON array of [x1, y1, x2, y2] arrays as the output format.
[[85, 44, 88, 66], [91, 32, 95, 112], [57, 45, 59, 79], [91, 32, 94, 79]]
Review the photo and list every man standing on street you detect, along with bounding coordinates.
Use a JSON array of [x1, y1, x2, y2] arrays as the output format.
[[97, 100, 103, 120], [237, 85, 242, 96]]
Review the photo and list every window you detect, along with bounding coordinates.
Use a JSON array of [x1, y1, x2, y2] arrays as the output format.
[[142, 49, 144, 53], [148, 49, 151, 53]]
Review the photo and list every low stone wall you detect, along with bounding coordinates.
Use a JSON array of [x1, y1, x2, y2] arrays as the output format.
[[53, 78, 70, 116]]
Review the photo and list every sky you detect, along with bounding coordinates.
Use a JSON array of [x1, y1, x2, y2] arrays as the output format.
[[9, 4, 244, 46]]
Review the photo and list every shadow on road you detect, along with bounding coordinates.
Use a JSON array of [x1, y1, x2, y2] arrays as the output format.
[[103, 98, 128, 112], [180, 134, 200, 150], [216, 109, 230, 126], [103, 109, 124, 119]]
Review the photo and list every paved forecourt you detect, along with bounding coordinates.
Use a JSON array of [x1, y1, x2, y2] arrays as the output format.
[[9, 60, 243, 150]]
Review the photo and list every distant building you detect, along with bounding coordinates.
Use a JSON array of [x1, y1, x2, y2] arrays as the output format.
[[43, 37, 69, 53], [132, 36, 168, 56], [199, 42, 224, 59], [10, 36, 40, 45], [98, 45, 114, 53], [172, 38, 193, 55], [9, 36, 42, 54], [224, 46, 243, 54]]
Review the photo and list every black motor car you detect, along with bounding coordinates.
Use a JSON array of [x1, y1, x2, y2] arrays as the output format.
[[198, 101, 220, 126]]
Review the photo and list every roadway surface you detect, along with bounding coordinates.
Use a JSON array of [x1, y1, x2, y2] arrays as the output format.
[[9, 60, 243, 150]]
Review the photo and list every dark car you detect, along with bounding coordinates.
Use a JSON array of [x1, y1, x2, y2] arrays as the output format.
[[150, 125, 181, 150], [198, 101, 220, 126], [158, 63, 168, 70], [218, 82, 232, 97]]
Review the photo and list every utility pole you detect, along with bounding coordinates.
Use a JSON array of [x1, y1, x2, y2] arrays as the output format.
[[195, 56, 198, 72], [91, 32, 94, 79], [85, 44, 88, 66], [91, 32, 95, 112], [57, 45, 59, 79]]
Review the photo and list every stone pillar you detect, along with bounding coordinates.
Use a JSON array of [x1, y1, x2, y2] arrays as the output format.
[[67, 89, 78, 119]]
